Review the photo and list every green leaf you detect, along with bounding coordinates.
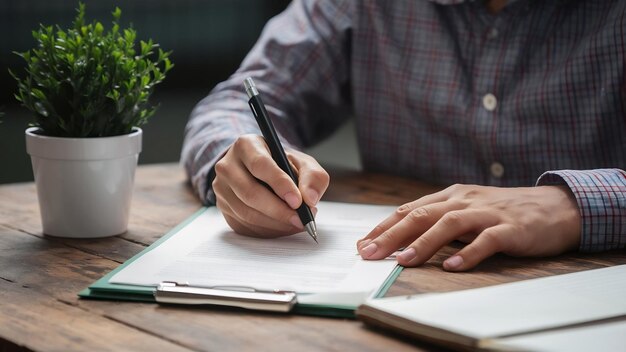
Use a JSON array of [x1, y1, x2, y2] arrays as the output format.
[[112, 7, 121, 21], [140, 40, 150, 56], [10, 1, 173, 137], [94, 22, 103, 35], [164, 58, 173, 72], [34, 102, 49, 117]]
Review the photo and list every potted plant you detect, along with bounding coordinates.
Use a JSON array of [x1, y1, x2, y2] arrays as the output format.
[[11, 3, 173, 238]]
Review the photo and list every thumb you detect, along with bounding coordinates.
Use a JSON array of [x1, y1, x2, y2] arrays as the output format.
[[443, 225, 512, 271]]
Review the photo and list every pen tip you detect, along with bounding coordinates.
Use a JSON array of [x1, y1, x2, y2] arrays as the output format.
[[304, 222, 319, 244]]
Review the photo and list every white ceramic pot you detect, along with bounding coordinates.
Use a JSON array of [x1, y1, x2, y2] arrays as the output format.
[[25, 127, 142, 238]]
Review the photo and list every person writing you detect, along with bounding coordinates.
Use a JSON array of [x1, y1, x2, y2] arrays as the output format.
[[182, 0, 626, 271]]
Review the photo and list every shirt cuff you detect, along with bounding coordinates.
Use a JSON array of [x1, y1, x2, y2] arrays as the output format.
[[536, 169, 626, 252]]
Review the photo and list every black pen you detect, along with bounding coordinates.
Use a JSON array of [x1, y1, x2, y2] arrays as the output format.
[[244, 77, 319, 243]]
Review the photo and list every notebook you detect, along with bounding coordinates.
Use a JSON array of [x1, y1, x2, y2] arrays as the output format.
[[80, 202, 402, 318], [356, 265, 626, 349], [485, 319, 626, 352]]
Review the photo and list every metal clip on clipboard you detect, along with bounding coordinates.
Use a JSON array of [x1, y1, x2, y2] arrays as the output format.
[[154, 282, 297, 312]]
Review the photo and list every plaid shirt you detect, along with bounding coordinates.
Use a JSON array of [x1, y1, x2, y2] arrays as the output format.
[[182, 0, 626, 252]]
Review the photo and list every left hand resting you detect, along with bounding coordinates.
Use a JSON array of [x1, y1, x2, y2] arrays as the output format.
[[356, 184, 581, 271]]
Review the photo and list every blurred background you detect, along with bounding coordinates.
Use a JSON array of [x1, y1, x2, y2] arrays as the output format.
[[0, 0, 360, 185]]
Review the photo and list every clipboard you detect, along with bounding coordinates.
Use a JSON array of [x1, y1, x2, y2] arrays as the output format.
[[79, 206, 403, 318], [154, 282, 297, 312]]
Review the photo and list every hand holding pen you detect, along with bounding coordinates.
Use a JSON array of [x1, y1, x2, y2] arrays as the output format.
[[210, 78, 329, 240], [244, 77, 319, 242]]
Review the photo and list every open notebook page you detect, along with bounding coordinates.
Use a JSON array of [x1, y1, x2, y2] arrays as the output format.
[[110, 202, 398, 294]]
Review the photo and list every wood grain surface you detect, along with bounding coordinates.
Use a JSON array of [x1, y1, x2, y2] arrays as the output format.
[[0, 163, 624, 352]]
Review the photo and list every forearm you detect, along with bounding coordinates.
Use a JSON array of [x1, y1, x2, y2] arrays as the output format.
[[181, 0, 353, 204]]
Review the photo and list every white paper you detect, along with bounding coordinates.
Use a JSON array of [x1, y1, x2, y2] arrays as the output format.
[[487, 320, 626, 352], [363, 265, 626, 339], [110, 202, 398, 294]]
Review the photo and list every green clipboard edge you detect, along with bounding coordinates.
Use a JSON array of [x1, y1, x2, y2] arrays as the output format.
[[79, 207, 404, 319]]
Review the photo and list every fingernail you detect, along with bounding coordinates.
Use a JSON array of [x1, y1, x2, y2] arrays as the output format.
[[444, 255, 464, 270], [397, 247, 417, 264], [358, 239, 372, 250], [290, 215, 303, 229], [283, 192, 300, 209], [307, 189, 319, 205], [360, 242, 378, 258]]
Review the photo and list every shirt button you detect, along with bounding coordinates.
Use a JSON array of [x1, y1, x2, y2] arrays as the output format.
[[483, 93, 497, 111], [487, 28, 499, 39], [490, 162, 505, 178]]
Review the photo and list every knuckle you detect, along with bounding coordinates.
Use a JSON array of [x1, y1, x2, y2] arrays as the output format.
[[395, 204, 412, 217], [447, 183, 463, 192], [280, 173, 297, 188], [282, 212, 297, 225], [310, 168, 330, 186], [248, 155, 271, 176], [211, 177, 222, 194], [376, 230, 396, 244], [371, 224, 386, 237], [272, 176, 297, 196], [463, 188, 480, 200], [298, 151, 316, 163], [448, 184, 479, 200], [407, 207, 430, 223], [481, 228, 498, 241], [440, 211, 463, 227], [416, 234, 435, 249], [232, 136, 250, 151], [214, 159, 229, 176]]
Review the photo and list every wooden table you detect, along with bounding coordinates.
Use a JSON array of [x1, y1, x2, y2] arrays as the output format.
[[1, 163, 624, 351]]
